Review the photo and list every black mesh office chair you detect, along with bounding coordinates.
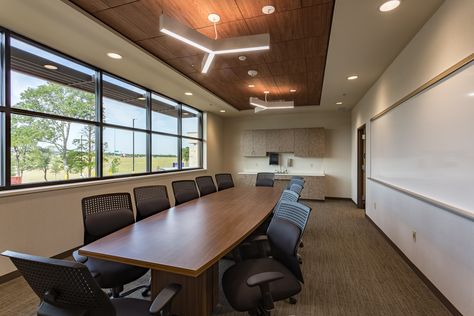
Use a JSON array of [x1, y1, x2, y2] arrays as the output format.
[[72, 193, 148, 298], [134, 185, 170, 221], [172, 180, 199, 205], [223, 217, 303, 315], [289, 183, 303, 195], [256, 173, 275, 187], [195, 176, 217, 196], [2, 250, 181, 316], [215, 173, 234, 191]]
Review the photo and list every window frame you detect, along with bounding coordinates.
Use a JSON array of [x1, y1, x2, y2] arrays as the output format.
[[0, 27, 204, 191]]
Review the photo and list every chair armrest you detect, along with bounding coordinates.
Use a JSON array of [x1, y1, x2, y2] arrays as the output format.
[[72, 251, 88, 264], [149, 283, 182, 315], [246, 272, 284, 310]]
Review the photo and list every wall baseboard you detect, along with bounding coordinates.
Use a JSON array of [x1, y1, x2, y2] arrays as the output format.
[[0, 246, 80, 285], [366, 215, 462, 316]]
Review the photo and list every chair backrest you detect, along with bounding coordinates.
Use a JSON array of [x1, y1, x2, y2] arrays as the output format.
[[195, 176, 217, 197], [133, 185, 170, 221], [273, 200, 312, 236], [215, 173, 234, 191], [172, 180, 199, 206], [274, 189, 299, 212], [291, 176, 304, 180], [287, 178, 304, 189], [266, 218, 304, 283], [2, 250, 115, 316], [289, 183, 303, 195], [82, 193, 135, 244], [256, 172, 275, 187]]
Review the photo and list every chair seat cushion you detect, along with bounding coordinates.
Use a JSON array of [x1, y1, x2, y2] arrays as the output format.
[[83, 256, 148, 289], [112, 298, 151, 316], [222, 258, 301, 312]]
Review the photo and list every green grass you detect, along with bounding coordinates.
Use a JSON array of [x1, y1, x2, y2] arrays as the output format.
[[16, 156, 180, 184]]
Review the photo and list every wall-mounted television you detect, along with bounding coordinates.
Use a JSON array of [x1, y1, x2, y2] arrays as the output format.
[[269, 152, 279, 165]]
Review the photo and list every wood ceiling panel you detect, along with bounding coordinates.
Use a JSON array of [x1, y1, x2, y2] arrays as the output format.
[[68, 0, 334, 110], [235, 0, 302, 18], [94, 0, 163, 41], [158, 0, 243, 29]]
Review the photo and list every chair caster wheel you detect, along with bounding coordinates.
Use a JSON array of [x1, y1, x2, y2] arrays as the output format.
[[141, 287, 151, 297], [288, 296, 297, 304]]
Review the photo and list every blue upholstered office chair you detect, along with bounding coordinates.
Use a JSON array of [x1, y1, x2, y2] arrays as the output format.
[[134, 185, 170, 221], [195, 176, 217, 196], [2, 250, 181, 316], [256, 172, 275, 187], [172, 180, 199, 205], [73, 193, 149, 298], [289, 183, 303, 195], [215, 173, 234, 191], [223, 217, 304, 315], [286, 178, 304, 190], [291, 176, 304, 180]]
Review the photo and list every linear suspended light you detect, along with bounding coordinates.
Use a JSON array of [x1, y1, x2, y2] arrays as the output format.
[[159, 14, 270, 73], [249, 97, 294, 113]]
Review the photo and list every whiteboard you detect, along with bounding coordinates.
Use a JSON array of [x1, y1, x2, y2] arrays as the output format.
[[371, 61, 474, 214]]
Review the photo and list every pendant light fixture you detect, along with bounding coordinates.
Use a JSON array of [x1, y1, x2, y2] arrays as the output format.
[[159, 14, 270, 74], [249, 92, 294, 113]]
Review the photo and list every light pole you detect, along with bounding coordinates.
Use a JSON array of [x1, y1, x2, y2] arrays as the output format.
[[132, 118, 136, 172]]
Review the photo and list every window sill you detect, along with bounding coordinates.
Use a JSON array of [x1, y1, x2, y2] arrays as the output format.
[[0, 168, 207, 198]]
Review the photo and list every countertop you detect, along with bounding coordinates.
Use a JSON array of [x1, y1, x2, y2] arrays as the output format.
[[238, 171, 325, 177]]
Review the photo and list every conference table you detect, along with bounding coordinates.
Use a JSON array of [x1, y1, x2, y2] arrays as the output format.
[[79, 186, 281, 316]]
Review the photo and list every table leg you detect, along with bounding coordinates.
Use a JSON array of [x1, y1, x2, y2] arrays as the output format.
[[151, 263, 219, 316]]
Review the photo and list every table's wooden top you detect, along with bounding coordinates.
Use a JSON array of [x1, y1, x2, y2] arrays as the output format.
[[79, 186, 281, 277]]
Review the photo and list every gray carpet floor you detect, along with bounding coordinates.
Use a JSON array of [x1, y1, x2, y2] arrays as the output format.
[[0, 200, 452, 315]]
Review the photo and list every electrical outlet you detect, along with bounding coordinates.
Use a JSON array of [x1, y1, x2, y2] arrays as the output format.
[[412, 231, 416, 242], [373, 202, 376, 210]]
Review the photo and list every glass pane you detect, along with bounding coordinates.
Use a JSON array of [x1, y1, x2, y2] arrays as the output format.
[[103, 74, 147, 129], [10, 38, 96, 121], [103, 127, 147, 175], [151, 94, 178, 134], [182, 105, 200, 138], [181, 138, 201, 169], [152, 134, 178, 171], [11, 114, 97, 185]]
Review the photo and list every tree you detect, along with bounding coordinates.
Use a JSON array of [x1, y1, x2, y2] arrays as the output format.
[[50, 157, 63, 180], [31, 147, 53, 181], [16, 83, 95, 179], [182, 146, 189, 165], [73, 126, 95, 177], [109, 157, 121, 175], [10, 115, 41, 177]]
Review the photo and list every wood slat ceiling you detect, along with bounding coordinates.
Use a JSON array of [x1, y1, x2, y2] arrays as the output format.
[[69, 0, 334, 110]]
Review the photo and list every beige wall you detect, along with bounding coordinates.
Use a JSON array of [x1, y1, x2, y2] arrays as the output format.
[[223, 111, 351, 198], [0, 113, 224, 276], [351, 0, 474, 314]]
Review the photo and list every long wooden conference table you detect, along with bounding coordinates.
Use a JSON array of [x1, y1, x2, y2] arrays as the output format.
[[79, 186, 281, 316]]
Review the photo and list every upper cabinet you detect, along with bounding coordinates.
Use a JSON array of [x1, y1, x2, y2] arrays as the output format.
[[241, 128, 325, 157], [294, 128, 326, 157], [266, 129, 294, 153], [241, 130, 267, 157]]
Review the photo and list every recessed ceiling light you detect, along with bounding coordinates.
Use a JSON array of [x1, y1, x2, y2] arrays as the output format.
[[263, 90, 270, 94], [468, 92, 474, 97], [183, 112, 189, 115], [336, 101, 343, 105], [262, 5, 276, 15], [138, 96, 146, 101], [248, 70, 258, 77], [248, 84, 255, 88], [238, 55, 247, 61], [184, 92, 193, 96], [379, 0, 401, 12], [208, 13, 221, 23], [220, 110, 226, 113], [107, 52, 122, 59], [43, 64, 58, 70], [290, 89, 296, 93], [347, 75, 359, 80]]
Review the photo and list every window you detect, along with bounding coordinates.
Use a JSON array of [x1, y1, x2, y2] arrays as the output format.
[[0, 29, 204, 190], [9, 36, 98, 185], [151, 93, 178, 134]]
